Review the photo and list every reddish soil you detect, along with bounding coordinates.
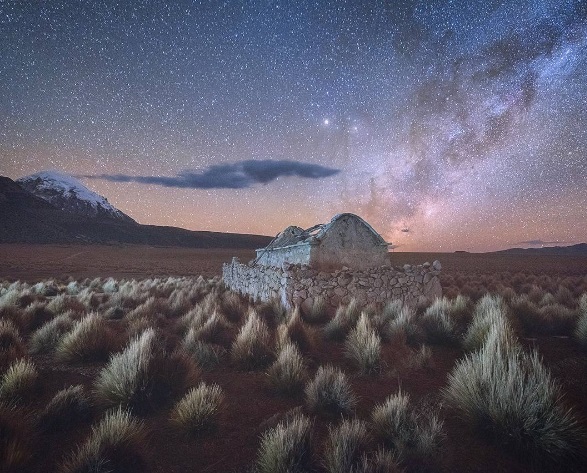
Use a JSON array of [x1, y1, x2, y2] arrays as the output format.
[[1, 244, 586, 472]]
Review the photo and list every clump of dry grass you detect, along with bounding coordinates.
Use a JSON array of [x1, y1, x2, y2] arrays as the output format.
[[219, 291, 246, 324], [183, 339, 226, 370], [267, 342, 308, 394], [420, 297, 458, 344], [256, 413, 313, 473], [444, 322, 584, 462], [94, 328, 199, 414], [463, 294, 511, 351], [170, 382, 224, 434], [303, 296, 329, 324], [344, 313, 382, 375], [60, 407, 148, 473], [277, 307, 314, 353], [323, 418, 370, 473], [0, 359, 38, 405], [305, 365, 356, 416], [323, 298, 362, 341], [0, 405, 34, 472], [0, 320, 25, 369], [231, 310, 274, 370], [371, 391, 444, 460], [39, 385, 91, 432], [56, 313, 117, 363], [28, 313, 74, 355]]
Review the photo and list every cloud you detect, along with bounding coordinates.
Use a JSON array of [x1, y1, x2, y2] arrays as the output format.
[[517, 239, 565, 246], [85, 160, 340, 189]]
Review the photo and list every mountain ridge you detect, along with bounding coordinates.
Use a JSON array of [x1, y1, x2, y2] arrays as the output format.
[[0, 175, 271, 248]]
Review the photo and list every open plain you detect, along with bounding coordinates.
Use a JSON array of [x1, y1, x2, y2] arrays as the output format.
[[1, 244, 586, 473]]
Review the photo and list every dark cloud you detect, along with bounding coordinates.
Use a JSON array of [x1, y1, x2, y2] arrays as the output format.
[[85, 160, 340, 189]]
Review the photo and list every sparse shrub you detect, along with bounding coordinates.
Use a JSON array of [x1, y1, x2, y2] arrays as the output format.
[[94, 329, 199, 414], [305, 365, 356, 416], [463, 294, 511, 351], [421, 298, 457, 344], [28, 313, 74, 355], [304, 296, 329, 324], [324, 418, 370, 473], [0, 319, 25, 369], [344, 313, 381, 375], [0, 359, 38, 404], [444, 325, 584, 461], [323, 298, 362, 341], [39, 385, 91, 431], [231, 311, 273, 370], [56, 313, 116, 363], [183, 339, 226, 370], [0, 405, 34, 472], [267, 343, 308, 394], [257, 413, 313, 473], [60, 407, 147, 473], [170, 382, 224, 434]]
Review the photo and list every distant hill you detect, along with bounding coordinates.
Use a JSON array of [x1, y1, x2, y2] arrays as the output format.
[[493, 243, 587, 256], [0, 175, 271, 248]]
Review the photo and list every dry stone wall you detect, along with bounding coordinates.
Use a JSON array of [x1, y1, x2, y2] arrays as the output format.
[[222, 257, 442, 310]]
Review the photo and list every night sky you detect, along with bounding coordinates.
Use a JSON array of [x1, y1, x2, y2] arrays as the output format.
[[1, 0, 586, 251]]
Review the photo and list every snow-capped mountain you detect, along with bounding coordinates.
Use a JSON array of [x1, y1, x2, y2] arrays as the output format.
[[17, 171, 135, 223]]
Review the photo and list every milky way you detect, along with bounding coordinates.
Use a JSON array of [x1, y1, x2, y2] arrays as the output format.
[[1, 0, 586, 251]]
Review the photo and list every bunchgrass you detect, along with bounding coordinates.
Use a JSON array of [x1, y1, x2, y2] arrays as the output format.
[[94, 328, 199, 414], [444, 323, 584, 461], [183, 339, 226, 370], [256, 413, 313, 473], [304, 296, 329, 324], [305, 365, 356, 416], [0, 404, 34, 472], [344, 313, 382, 375], [60, 407, 147, 473], [463, 294, 510, 351], [323, 418, 370, 473], [28, 313, 74, 355], [421, 297, 457, 344], [231, 310, 273, 370], [267, 342, 308, 394], [56, 313, 115, 363], [323, 298, 362, 341], [0, 319, 25, 369], [576, 294, 587, 345], [0, 359, 38, 405], [39, 385, 91, 431], [170, 382, 224, 434]]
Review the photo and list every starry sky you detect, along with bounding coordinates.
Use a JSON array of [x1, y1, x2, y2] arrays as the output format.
[[1, 0, 586, 252]]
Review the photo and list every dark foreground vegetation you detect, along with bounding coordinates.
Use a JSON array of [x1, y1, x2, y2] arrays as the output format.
[[1, 249, 587, 472]]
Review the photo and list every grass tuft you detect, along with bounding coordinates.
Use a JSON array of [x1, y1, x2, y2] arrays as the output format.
[[56, 313, 116, 363], [267, 342, 308, 394], [256, 413, 313, 473], [344, 313, 382, 375], [28, 313, 74, 355], [170, 382, 224, 434], [324, 418, 370, 473], [60, 407, 147, 473], [444, 323, 584, 461], [0, 359, 38, 405], [39, 385, 91, 432], [305, 365, 356, 416], [0, 319, 25, 369], [323, 298, 362, 341], [231, 310, 274, 370]]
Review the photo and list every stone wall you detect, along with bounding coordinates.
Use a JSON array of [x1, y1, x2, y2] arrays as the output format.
[[222, 257, 442, 311]]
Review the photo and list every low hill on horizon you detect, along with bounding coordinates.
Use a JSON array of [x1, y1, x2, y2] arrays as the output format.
[[491, 243, 587, 256], [0, 175, 271, 248]]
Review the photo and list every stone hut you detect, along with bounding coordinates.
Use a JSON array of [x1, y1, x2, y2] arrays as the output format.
[[254, 213, 390, 270], [222, 213, 442, 310]]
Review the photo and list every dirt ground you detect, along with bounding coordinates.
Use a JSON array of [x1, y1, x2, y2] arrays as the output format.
[[1, 244, 586, 282]]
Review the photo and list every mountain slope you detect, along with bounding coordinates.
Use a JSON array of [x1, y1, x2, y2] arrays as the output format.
[[17, 171, 135, 223], [0, 176, 271, 248]]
